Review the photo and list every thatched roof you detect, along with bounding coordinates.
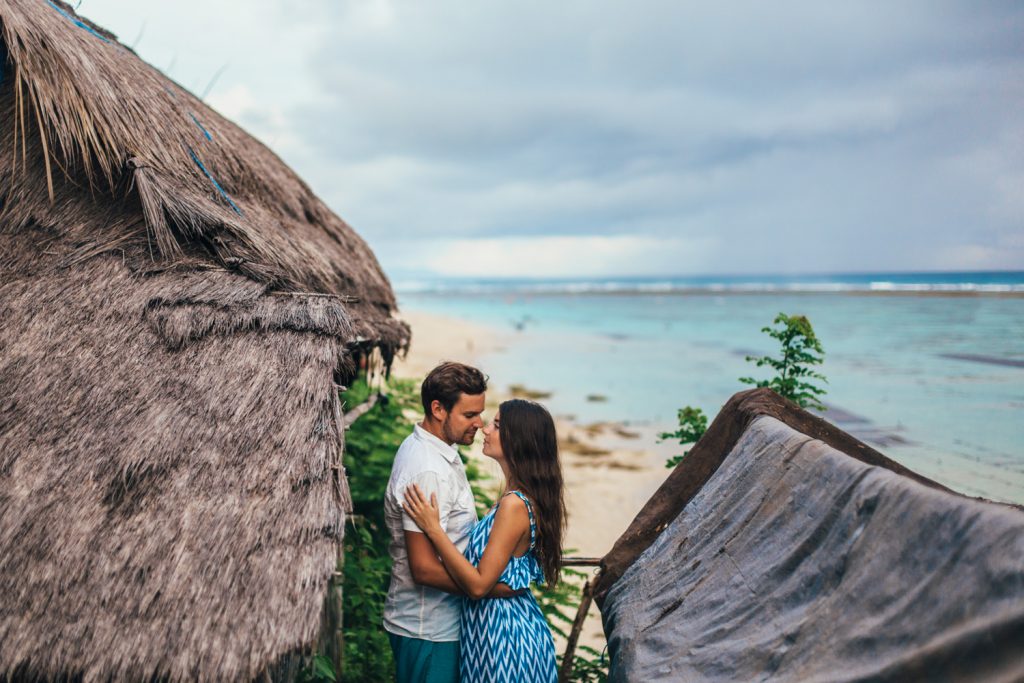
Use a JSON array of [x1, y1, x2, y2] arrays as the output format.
[[596, 389, 1024, 682], [0, 1, 408, 680], [0, 0, 408, 349]]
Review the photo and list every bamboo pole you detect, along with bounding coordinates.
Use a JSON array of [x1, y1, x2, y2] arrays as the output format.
[[331, 540, 345, 676], [558, 578, 595, 683], [343, 393, 379, 429], [329, 389, 352, 678]]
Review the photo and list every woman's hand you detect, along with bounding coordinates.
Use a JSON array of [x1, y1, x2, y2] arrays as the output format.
[[403, 484, 444, 536], [402, 487, 529, 600]]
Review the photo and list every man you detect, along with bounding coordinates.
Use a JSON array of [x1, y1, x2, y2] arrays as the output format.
[[383, 362, 515, 683]]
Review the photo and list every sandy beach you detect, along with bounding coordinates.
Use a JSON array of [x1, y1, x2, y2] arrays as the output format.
[[393, 308, 680, 650]]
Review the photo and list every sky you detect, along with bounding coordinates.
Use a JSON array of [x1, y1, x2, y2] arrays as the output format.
[[77, 0, 1023, 281]]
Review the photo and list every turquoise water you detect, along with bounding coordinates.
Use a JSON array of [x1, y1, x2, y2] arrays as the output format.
[[399, 289, 1024, 503]]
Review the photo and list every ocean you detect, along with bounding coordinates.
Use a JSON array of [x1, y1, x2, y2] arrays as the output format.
[[398, 271, 1024, 504]]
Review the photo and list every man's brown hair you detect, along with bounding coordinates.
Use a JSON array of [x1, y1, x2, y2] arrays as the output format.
[[421, 362, 488, 415]]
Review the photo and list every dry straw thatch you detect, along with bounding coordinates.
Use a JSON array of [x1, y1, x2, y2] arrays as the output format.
[[0, 1, 409, 680]]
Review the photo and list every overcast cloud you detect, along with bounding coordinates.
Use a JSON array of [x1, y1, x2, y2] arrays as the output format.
[[81, 1, 1023, 279]]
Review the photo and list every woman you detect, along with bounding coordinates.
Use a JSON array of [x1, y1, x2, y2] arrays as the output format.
[[403, 398, 564, 683]]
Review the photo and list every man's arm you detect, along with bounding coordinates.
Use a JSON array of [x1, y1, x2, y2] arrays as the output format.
[[406, 531, 519, 597]]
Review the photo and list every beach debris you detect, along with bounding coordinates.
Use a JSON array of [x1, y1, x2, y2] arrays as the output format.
[[612, 426, 641, 439], [559, 433, 611, 457], [509, 383, 552, 400], [579, 421, 640, 440], [605, 460, 643, 471], [572, 458, 642, 471]]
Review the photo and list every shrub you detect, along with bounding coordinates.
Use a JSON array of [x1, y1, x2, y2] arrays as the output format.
[[664, 313, 828, 468], [660, 406, 709, 469], [740, 313, 828, 411]]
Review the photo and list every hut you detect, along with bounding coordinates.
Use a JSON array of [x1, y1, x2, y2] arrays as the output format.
[[594, 388, 1024, 682], [0, 1, 408, 680]]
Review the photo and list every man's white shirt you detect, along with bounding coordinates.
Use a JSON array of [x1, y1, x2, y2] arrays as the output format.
[[382, 424, 478, 641]]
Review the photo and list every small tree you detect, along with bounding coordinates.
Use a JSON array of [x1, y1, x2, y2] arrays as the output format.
[[660, 406, 708, 469], [663, 313, 829, 468], [740, 313, 827, 411]]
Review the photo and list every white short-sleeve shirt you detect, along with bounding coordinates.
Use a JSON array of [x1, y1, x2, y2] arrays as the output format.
[[382, 424, 478, 641]]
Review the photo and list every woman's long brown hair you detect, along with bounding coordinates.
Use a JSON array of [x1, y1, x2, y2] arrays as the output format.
[[499, 399, 565, 586]]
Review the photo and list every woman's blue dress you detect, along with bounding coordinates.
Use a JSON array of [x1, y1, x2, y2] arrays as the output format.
[[460, 490, 558, 682]]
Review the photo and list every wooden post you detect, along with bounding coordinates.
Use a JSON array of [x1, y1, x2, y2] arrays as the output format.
[[328, 387, 356, 678], [331, 542, 345, 676], [558, 578, 595, 683]]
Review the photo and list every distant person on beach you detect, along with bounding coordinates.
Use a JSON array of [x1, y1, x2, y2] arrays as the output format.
[[403, 398, 563, 683], [383, 362, 520, 683]]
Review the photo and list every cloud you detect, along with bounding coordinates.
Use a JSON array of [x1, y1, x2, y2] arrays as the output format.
[[81, 0, 1024, 277], [384, 235, 717, 279]]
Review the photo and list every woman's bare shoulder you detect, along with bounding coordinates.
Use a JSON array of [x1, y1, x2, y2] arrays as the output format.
[[493, 492, 529, 523]]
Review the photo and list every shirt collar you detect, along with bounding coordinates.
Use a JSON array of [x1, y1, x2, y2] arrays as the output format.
[[414, 423, 461, 464]]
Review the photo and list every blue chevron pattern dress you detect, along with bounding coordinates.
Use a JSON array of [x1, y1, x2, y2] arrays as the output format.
[[460, 490, 557, 682]]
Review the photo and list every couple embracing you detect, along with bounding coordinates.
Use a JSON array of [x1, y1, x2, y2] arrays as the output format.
[[383, 362, 563, 683]]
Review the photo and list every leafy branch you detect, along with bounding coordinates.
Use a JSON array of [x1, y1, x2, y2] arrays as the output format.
[[739, 313, 828, 411], [663, 313, 828, 468], [660, 407, 708, 469]]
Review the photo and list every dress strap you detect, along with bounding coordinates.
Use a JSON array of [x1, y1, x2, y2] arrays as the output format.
[[504, 490, 536, 550]]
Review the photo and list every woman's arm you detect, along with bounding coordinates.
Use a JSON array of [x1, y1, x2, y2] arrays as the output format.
[[404, 484, 529, 600], [405, 531, 521, 597]]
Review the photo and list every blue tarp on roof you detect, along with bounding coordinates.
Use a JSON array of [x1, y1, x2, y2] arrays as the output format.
[[601, 415, 1024, 682]]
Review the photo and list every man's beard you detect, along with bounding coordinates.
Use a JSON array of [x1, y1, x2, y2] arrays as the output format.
[[443, 416, 474, 446]]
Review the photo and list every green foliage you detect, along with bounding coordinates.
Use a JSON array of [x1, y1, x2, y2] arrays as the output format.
[[340, 522, 393, 682], [662, 313, 829, 467], [299, 655, 337, 683], [340, 375, 373, 407], [533, 561, 608, 681], [338, 376, 420, 682], [340, 375, 605, 681], [343, 377, 421, 522], [566, 645, 610, 683], [533, 565, 586, 641], [659, 406, 708, 468], [739, 313, 828, 411]]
